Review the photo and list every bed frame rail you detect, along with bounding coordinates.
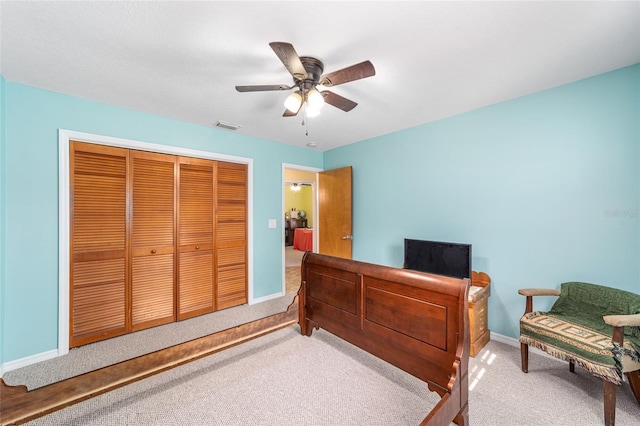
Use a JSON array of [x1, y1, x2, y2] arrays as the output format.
[[0, 301, 299, 425]]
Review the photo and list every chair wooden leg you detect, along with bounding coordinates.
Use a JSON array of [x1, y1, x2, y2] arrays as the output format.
[[627, 370, 640, 405], [603, 379, 616, 426], [520, 343, 529, 373], [569, 359, 575, 373]]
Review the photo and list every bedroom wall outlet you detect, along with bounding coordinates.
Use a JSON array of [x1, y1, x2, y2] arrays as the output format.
[[268, 219, 277, 229]]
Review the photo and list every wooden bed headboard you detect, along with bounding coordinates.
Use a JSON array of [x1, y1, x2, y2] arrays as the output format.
[[299, 252, 470, 426]]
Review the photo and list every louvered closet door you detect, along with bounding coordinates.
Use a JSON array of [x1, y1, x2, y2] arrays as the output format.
[[216, 162, 248, 309], [131, 151, 177, 331], [70, 142, 129, 347], [177, 158, 215, 320]]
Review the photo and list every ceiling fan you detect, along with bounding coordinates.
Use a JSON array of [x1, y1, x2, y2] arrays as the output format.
[[288, 182, 311, 191], [235, 42, 375, 117]]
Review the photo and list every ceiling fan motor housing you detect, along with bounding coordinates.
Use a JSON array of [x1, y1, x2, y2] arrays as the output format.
[[297, 57, 324, 89]]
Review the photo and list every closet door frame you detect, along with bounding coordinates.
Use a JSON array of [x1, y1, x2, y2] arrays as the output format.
[[58, 129, 254, 356]]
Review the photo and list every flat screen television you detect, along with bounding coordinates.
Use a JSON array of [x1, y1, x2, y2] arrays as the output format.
[[404, 238, 472, 279]]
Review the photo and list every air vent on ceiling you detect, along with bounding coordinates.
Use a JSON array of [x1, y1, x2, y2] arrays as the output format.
[[215, 120, 241, 131]]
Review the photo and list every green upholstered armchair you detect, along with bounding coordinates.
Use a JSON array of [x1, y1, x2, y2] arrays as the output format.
[[519, 282, 640, 426]]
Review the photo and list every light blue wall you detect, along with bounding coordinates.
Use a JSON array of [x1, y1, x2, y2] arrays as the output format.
[[1, 82, 322, 363], [638, 74, 640, 281], [325, 64, 640, 339], [1, 76, 6, 367], [2, 65, 639, 365]]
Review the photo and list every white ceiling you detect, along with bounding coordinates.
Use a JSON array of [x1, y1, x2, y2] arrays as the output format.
[[1, 1, 639, 151]]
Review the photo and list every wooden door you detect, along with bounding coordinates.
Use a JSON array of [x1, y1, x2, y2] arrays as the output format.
[[318, 166, 353, 259], [70, 142, 129, 347], [130, 151, 176, 331], [177, 158, 215, 320], [215, 162, 248, 309]]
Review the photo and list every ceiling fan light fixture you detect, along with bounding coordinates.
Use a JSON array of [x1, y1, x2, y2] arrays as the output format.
[[305, 89, 324, 117], [284, 91, 302, 113], [305, 103, 322, 118], [307, 88, 324, 109]]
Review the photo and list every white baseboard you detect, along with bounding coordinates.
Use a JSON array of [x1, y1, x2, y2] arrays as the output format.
[[250, 291, 286, 305], [489, 331, 519, 347], [488, 331, 559, 361], [1, 348, 60, 377]]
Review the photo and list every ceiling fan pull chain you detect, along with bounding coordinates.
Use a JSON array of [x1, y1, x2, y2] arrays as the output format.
[[302, 105, 309, 136]]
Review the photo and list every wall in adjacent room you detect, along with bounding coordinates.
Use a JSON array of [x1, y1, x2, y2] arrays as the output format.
[[1, 82, 322, 364], [284, 185, 313, 227], [324, 64, 640, 339], [284, 168, 315, 227]]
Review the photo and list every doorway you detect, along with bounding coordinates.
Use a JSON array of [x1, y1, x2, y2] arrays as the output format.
[[282, 164, 321, 295]]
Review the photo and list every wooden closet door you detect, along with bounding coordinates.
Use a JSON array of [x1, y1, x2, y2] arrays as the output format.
[[177, 158, 215, 320], [216, 162, 248, 309], [70, 142, 129, 347], [130, 151, 177, 331]]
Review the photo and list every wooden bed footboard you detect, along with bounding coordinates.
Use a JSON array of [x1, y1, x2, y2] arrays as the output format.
[[299, 252, 470, 426]]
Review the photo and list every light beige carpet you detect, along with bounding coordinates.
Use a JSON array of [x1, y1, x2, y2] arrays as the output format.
[[285, 246, 305, 267], [4, 293, 640, 425], [286, 266, 301, 295], [285, 246, 304, 294], [11, 330, 640, 425], [19, 327, 440, 425]]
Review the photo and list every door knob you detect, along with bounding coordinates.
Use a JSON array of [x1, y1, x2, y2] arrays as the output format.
[[341, 235, 353, 240]]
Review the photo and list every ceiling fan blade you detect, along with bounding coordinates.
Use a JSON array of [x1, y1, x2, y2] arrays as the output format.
[[320, 60, 375, 87], [235, 84, 292, 92], [269, 42, 308, 80], [282, 105, 301, 117], [321, 91, 358, 112]]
